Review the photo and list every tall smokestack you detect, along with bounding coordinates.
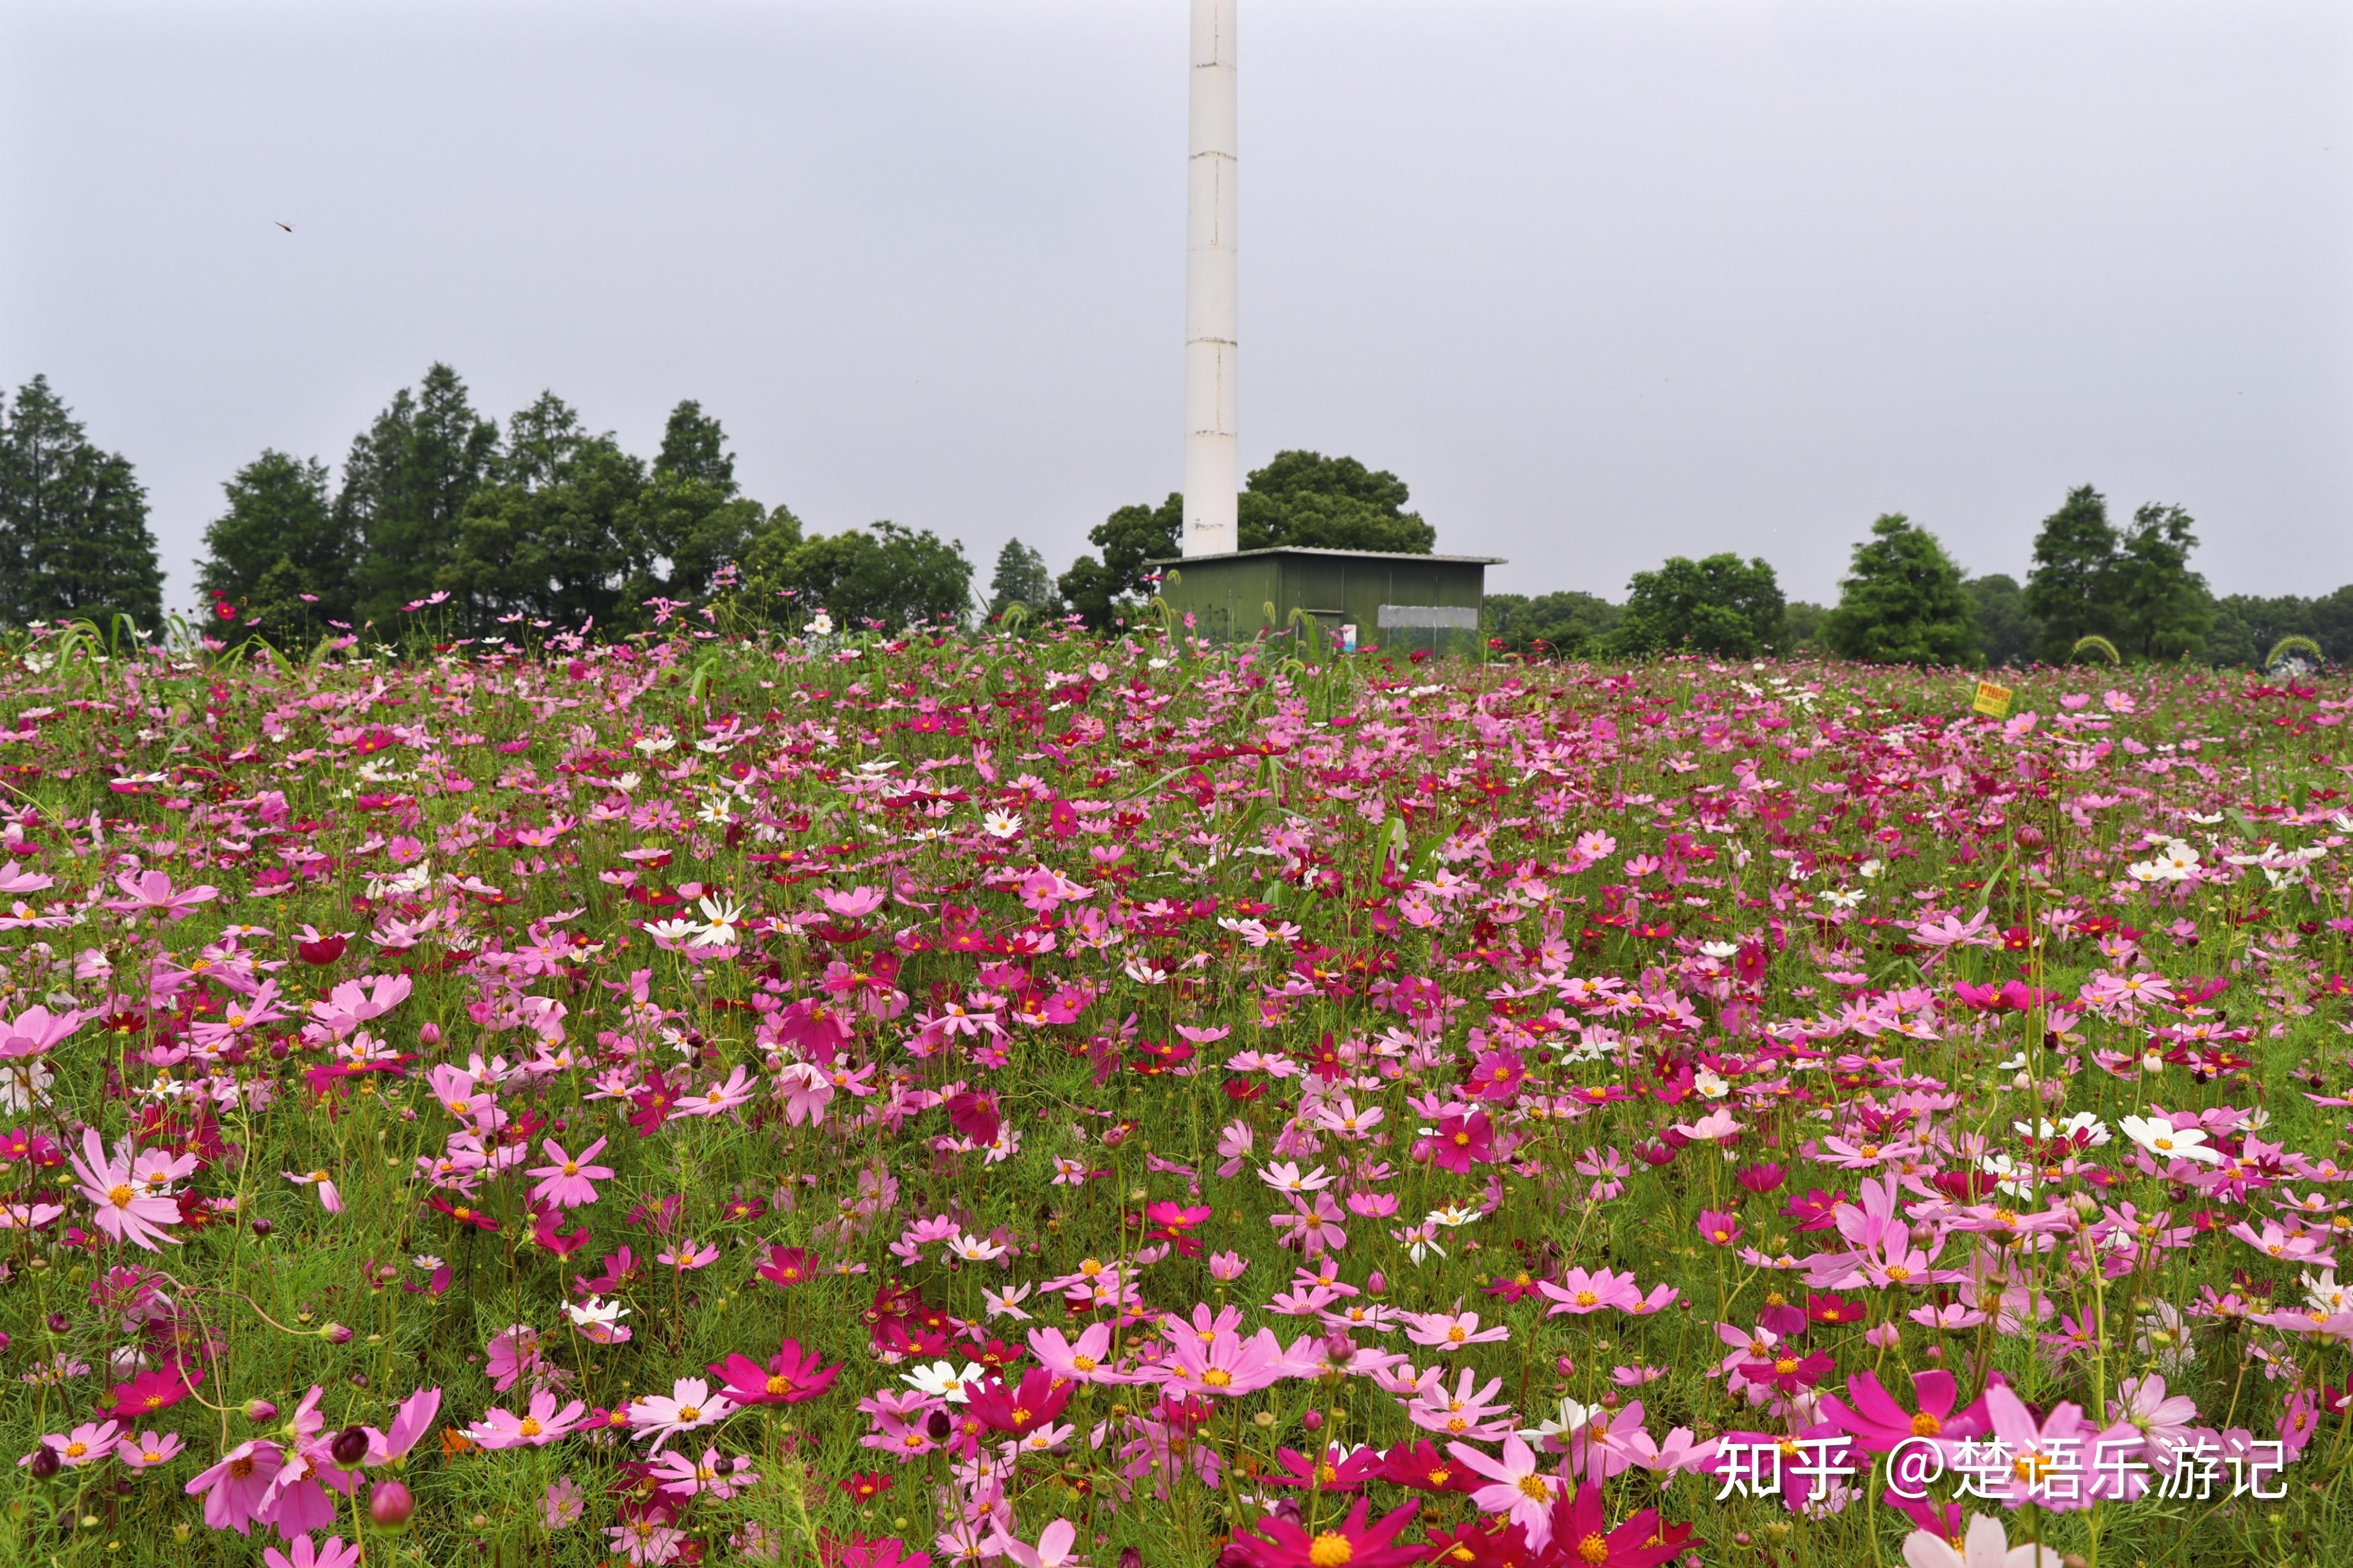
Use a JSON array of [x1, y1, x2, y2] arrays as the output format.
[[1182, 0, 1239, 557]]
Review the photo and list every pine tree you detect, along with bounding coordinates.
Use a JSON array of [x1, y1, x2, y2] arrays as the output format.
[[0, 376, 164, 632], [344, 364, 500, 624], [2022, 485, 2119, 661], [985, 539, 1058, 622]]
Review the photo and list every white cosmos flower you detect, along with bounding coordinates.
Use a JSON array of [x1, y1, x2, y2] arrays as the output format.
[[901, 1359, 985, 1403], [2119, 1115, 2222, 1166]]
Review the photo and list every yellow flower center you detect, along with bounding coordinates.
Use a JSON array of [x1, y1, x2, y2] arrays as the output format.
[[1307, 1532, 1354, 1568]]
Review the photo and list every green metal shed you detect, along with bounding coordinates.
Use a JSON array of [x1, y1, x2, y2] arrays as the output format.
[[1144, 546, 1503, 657]]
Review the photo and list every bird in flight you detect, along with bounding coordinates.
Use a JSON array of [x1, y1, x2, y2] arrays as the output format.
[[275, 221, 293, 233]]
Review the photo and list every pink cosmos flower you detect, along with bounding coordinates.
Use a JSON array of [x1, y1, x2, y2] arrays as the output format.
[[1900, 1512, 2063, 1568], [1150, 1326, 1291, 1398], [25, 1420, 119, 1468], [1538, 1267, 1640, 1316], [262, 1537, 362, 1568], [68, 1130, 180, 1251], [106, 869, 218, 921], [0, 1004, 81, 1059], [281, 1168, 343, 1213], [526, 1137, 614, 1209], [468, 1389, 587, 1449], [1449, 1435, 1558, 1547], [1401, 1308, 1511, 1351], [669, 1066, 756, 1119], [185, 1437, 288, 1534], [1027, 1323, 1133, 1385], [628, 1377, 735, 1451], [818, 886, 889, 919], [115, 1429, 185, 1468]]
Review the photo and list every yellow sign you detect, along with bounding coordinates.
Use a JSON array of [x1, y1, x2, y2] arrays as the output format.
[[1972, 680, 2014, 719]]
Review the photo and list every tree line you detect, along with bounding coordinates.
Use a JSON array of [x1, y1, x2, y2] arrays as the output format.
[[1488, 489, 2353, 669], [1, 365, 2346, 668]]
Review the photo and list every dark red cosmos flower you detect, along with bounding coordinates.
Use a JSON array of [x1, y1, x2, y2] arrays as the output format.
[[107, 1365, 200, 1420], [1738, 1349, 1835, 1394], [1258, 1442, 1383, 1491], [1539, 1481, 1694, 1567], [757, 1245, 817, 1289], [1735, 1162, 1786, 1194], [838, 1471, 894, 1501], [1780, 1189, 1849, 1232], [964, 1366, 1072, 1437], [1144, 1202, 1214, 1258], [945, 1090, 1001, 1146], [1806, 1292, 1864, 1326], [1225, 1497, 1421, 1568], [1420, 1519, 1533, 1568], [296, 933, 347, 966], [709, 1337, 843, 1406], [1376, 1439, 1476, 1493], [425, 1195, 498, 1232], [626, 1071, 679, 1136], [1427, 1109, 1495, 1174]]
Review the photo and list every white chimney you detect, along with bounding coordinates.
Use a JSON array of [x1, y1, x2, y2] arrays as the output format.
[[1182, 0, 1239, 557]]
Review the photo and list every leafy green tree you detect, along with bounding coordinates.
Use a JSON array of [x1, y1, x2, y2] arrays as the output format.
[[1782, 602, 1828, 654], [1058, 492, 1181, 630], [2022, 485, 2120, 660], [1819, 514, 1978, 666], [985, 539, 1058, 623], [758, 521, 973, 631], [2108, 503, 2212, 660], [1484, 591, 1620, 658], [1965, 574, 2041, 667], [621, 401, 787, 607], [1238, 450, 1434, 554], [437, 394, 651, 631], [0, 376, 164, 632], [198, 451, 354, 642], [344, 364, 500, 624], [1612, 553, 1786, 659]]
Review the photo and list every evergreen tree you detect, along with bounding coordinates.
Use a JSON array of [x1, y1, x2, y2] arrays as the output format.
[[2109, 503, 2212, 660], [437, 393, 650, 631], [198, 451, 353, 643], [1819, 514, 1978, 666], [1239, 450, 1435, 554], [1613, 554, 1786, 659], [621, 400, 780, 607], [2022, 485, 2120, 660], [985, 539, 1058, 622], [344, 364, 500, 624], [0, 376, 164, 632]]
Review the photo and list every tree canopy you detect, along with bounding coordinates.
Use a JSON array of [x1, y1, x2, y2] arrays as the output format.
[[1614, 554, 1786, 659], [985, 539, 1058, 624], [1819, 514, 1978, 666], [1239, 450, 1435, 554], [2022, 485, 2212, 663]]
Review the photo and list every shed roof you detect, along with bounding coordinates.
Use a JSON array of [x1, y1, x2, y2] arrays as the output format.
[[1144, 546, 1507, 567]]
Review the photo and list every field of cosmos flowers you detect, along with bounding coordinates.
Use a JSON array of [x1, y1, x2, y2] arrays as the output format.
[[1, 617, 2352, 1568]]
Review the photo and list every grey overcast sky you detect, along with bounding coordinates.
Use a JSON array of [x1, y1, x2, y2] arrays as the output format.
[[4, 0, 2349, 614]]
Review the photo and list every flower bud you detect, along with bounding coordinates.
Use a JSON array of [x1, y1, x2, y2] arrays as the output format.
[[419, 1022, 443, 1048], [1300, 1410, 1324, 1432], [330, 1425, 370, 1467], [1364, 1270, 1387, 1297], [320, 1322, 354, 1345], [244, 1398, 280, 1423], [46, 1311, 69, 1333], [249, 1217, 274, 1239], [368, 1479, 415, 1532], [26, 1445, 60, 1481]]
